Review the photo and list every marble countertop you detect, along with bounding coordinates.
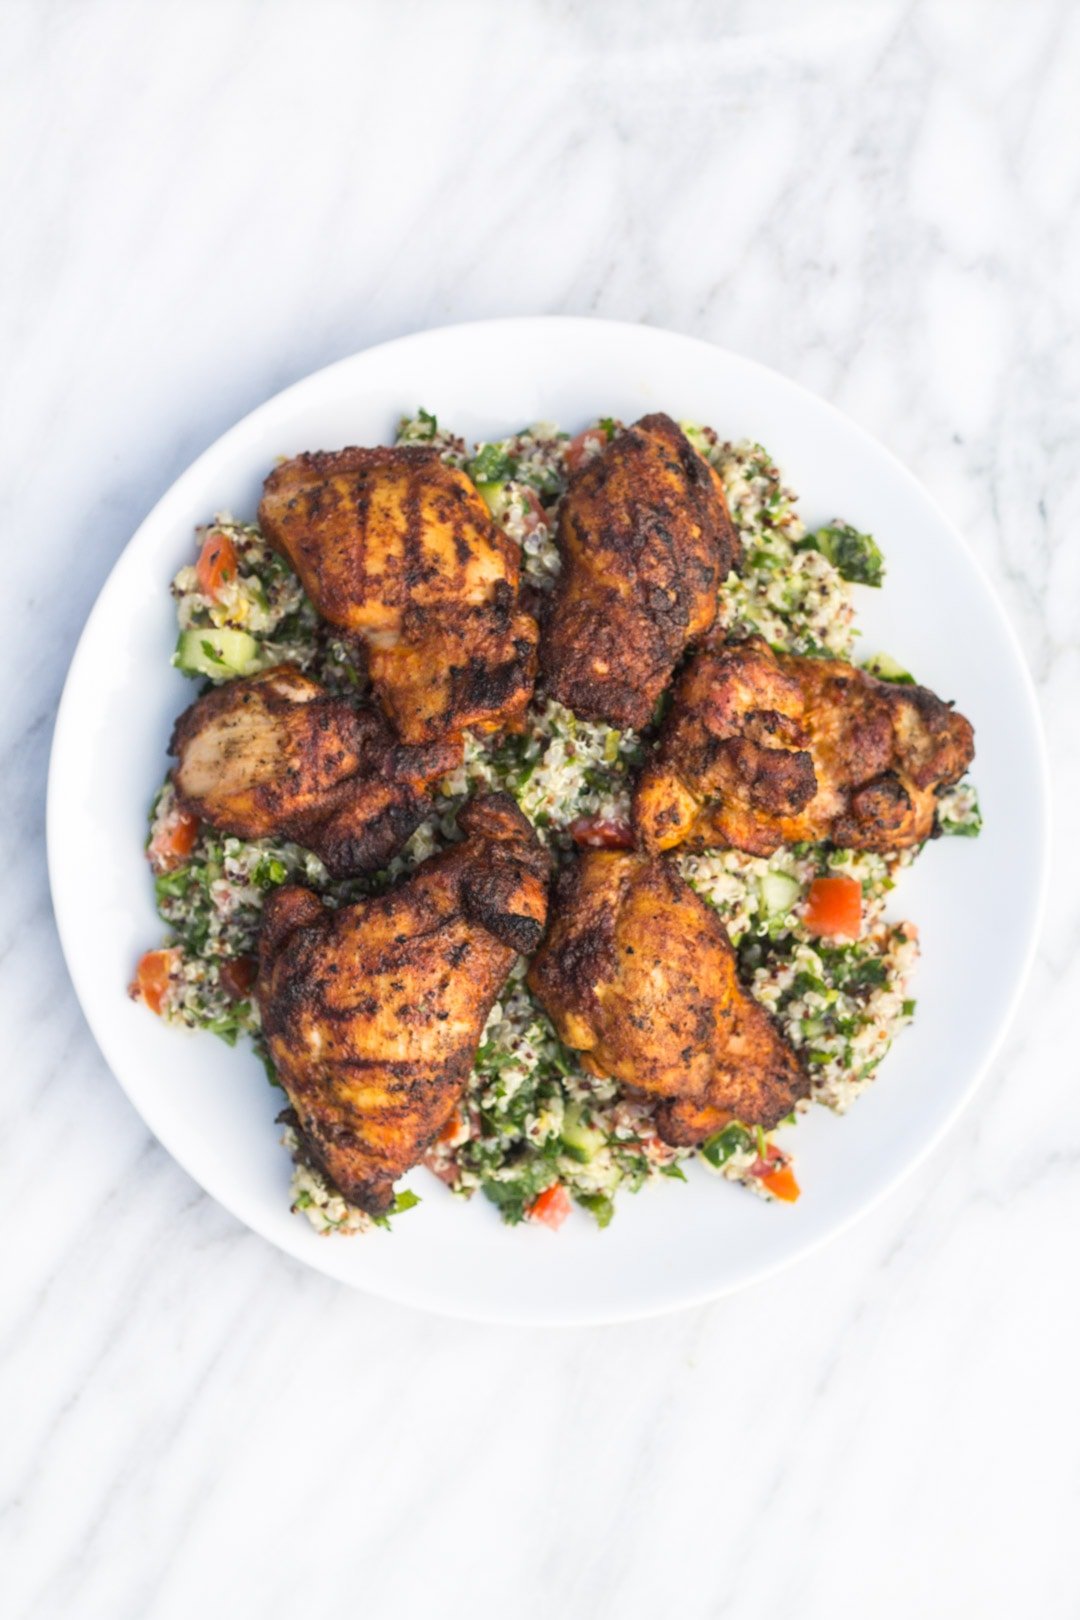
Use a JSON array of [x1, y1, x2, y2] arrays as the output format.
[[4, 1, 1078, 1615]]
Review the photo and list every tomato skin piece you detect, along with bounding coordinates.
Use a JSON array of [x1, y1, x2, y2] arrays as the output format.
[[520, 487, 548, 533], [750, 1143, 801, 1203], [565, 428, 607, 476], [219, 955, 257, 1001], [802, 875, 862, 939], [568, 816, 634, 850], [148, 807, 199, 872], [132, 949, 175, 1016], [196, 531, 238, 600], [527, 1183, 572, 1230]]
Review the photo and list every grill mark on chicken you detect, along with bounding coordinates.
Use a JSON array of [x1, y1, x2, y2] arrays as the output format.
[[259, 447, 539, 743], [257, 793, 551, 1214]]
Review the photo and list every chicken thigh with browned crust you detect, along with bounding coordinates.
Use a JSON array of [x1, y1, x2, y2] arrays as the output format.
[[527, 850, 807, 1140], [170, 665, 460, 877], [258, 447, 539, 744], [540, 413, 742, 729], [634, 635, 975, 856], [257, 793, 551, 1215]]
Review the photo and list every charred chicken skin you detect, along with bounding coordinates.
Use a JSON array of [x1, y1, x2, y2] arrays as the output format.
[[170, 665, 461, 877], [634, 636, 975, 856], [540, 413, 742, 729], [256, 793, 550, 1215], [258, 447, 539, 744], [527, 850, 807, 1140]]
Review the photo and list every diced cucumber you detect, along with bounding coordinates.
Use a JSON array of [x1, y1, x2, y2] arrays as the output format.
[[475, 480, 507, 516], [174, 627, 262, 680], [760, 871, 801, 918], [679, 420, 711, 456], [561, 1103, 606, 1164], [862, 652, 915, 685], [701, 1121, 752, 1168]]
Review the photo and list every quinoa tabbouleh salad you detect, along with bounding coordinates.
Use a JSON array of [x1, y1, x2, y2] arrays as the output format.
[[134, 410, 981, 1236]]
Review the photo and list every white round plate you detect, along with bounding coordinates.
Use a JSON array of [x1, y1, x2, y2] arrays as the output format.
[[48, 319, 1048, 1324]]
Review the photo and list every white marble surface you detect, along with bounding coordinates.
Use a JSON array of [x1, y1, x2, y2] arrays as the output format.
[[3, 0, 1078, 1614]]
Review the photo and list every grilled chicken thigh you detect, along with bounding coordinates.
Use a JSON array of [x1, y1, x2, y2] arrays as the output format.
[[528, 850, 807, 1139], [540, 413, 741, 729], [170, 665, 460, 876], [257, 793, 550, 1214], [635, 636, 975, 856], [258, 447, 539, 744]]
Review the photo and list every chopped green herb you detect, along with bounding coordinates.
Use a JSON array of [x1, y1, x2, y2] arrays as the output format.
[[467, 444, 517, 484], [801, 521, 884, 587], [575, 1191, 615, 1228], [154, 869, 192, 901], [253, 855, 289, 888], [938, 791, 983, 838]]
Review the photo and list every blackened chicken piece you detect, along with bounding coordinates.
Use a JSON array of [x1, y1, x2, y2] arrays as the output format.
[[540, 413, 741, 729], [257, 794, 551, 1215], [527, 850, 807, 1140], [258, 447, 539, 744], [170, 665, 460, 877], [634, 636, 975, 856]]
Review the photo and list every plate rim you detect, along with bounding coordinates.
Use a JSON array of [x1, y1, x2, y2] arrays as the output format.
[[46, 316, 1051, 1324]]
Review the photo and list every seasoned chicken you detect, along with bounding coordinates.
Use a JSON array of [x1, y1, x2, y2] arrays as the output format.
[[635, 636, 975, 856], [258, 447, 539, 744], [527, 851, 807, 1140], [257, 793, 551, 1214], [170, 665, 460, 877], [540, 413, 741, 729]]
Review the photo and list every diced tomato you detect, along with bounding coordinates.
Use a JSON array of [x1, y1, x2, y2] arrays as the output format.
[[761, 1164, 801, 1202], [761, 1166, 803, 1205], [802, 874, 862, 939], [219, 955, 257, 1001], [196, 530, 238, 600], [751, 1142, 785, 1173], [750, 1143, 801, 1203], [566, 427, 608, 475], [148, 807, 199, 872], [568, 815, 634, 850], [131, 949, 175, 1016], [527, 1182, 572, 1230]]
